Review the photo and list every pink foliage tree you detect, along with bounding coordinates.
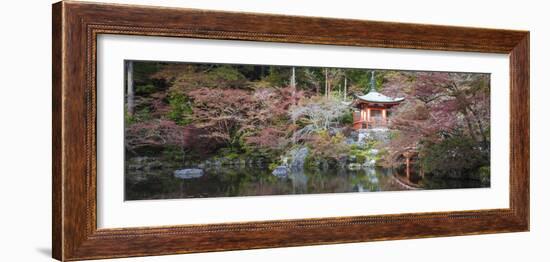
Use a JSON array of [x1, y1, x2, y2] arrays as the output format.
[[125, 120, 185, 153], [187, 86, 302, 152], [381, 71, 490, 163]]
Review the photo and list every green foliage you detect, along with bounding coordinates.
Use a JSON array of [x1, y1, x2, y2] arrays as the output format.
[[346, 69, 370, 92], [126, 107, 153, 124], [478, 166, 490, 186], [168, 92, 193, 126], [349, 140, 378, 164], [162, 146, 185, 162], [263, 66, 312, 89], [132, 61, 162, 83], [130, 61, 165, 96], [216, 148, 243, 160], [306, 131, 350, 166], [268, 162, 280, 171], [303, 153, 316, 168], [232, 65, 263, 80], [388, 130, 400, 140], [160, 64, 250, 91], [124, 109, 133, 125], [240, 140, 280, 163], [249, 79, 275, 89], [135, 107, 153, 121], [350, 146, 368, 162], [345, 69, 386, 93], [225, 152, 241, 160], [135, 84, 156, 95], [340, 110, 353, 124], [355, 154, 366, 164], [208, 65, 247, 87], [420, 136, 488, 179], [264, 66, 290, 87]]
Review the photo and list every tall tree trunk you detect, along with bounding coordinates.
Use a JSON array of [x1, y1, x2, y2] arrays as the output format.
[[290, 66, 296, 89], [290, 67, 297, 142], [127, 61, 135, 116], [344, 77, 347, 101], [325, 68, 330, 98], [290, 67, 296, 104]]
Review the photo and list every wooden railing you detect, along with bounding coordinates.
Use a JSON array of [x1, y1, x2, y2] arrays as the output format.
[[352, 119, 388, 129]]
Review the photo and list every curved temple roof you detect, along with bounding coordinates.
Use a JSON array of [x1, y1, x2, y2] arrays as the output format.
[[355, 91, 404, 104]]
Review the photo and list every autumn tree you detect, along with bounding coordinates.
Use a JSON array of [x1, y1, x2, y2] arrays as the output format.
[[244, 86, 302, 152], [187, 88, 255, 150], [381, 71, 490, 177], [289, 96, 349, 141], [125, 120, 185, 154], [188, 86, 301, 154], [385, 72, 490, 145]]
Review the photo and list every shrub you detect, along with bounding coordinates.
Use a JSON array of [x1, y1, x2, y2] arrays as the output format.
[[348, 138, 378, 164], [167, 92, 193, 126], [125, 120, 185, 156], [135, 84, 156, 95], [162, 146, 185, 162], [478, 166, 490, 186], [355, 154, 366, 164], [268, 162, 280, 171], [420, 136, 488, 179], [125, 107, 154, 124], [306, 131, 350, 166], [207, 66, 247, 88], [340, 110, 354, 124]]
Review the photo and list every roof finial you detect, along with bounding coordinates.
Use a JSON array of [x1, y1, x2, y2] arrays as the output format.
[[370, 70, 376, 93]]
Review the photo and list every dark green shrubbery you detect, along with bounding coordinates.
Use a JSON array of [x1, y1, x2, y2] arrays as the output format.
[[420, 136, 489, 180], [478, 166, 490, 186], [206, 65, 247, 88], [135, 84, 156, 95], [340, 111, 354, 125], [168, 92, 193, 126], [125, 107, 153, 125]]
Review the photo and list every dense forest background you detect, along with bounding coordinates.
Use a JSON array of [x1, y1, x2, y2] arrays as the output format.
[[124, 61, 490, 183]]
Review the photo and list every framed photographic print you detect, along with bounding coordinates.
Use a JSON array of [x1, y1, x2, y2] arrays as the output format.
[[52, 1, 529, 261]]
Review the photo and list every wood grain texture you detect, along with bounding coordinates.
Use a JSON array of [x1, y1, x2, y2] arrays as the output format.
[[52, 1, 530, 261], [52, 2, 63, 260], [509, 35, 530, 226]]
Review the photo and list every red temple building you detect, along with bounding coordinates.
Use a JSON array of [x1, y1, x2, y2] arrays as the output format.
[[350, 72, 404, 130]]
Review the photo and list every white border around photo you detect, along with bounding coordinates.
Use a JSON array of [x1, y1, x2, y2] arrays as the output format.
[[97, 34, 509, 229]]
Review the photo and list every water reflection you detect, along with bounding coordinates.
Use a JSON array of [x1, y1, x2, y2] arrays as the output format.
[[126, 166, 403, 200], [125, 165, 485, 201]]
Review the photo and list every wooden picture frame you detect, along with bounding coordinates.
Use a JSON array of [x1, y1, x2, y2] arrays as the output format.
[[52, 1, 529, 261]]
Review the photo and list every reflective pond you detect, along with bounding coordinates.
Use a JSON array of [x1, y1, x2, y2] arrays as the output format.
[[125, 164, 486, 201]]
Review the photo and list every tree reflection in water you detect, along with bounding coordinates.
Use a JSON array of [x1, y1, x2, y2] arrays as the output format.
[[125, 164, 483, 201]]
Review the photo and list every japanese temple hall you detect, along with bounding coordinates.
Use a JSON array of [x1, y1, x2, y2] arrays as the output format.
[[351, 72, 404, 130]]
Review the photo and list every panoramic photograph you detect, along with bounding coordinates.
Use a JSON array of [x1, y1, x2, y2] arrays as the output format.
[[124, 61, 491, 201]]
